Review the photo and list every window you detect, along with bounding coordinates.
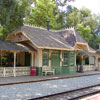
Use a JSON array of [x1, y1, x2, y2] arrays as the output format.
[[89, 56, 95, 65], [85, 57, 89, 65], [42, 50, 49, 66], [51, 50, 60, 67], [69, 52, 74, 66], [62, 52, 68, 66]]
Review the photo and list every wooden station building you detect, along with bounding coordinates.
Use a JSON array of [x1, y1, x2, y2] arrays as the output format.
[[0, 25, 99, 77]]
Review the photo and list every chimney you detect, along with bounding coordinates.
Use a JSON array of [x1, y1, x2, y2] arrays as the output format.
[[47, 20, 50, 31]]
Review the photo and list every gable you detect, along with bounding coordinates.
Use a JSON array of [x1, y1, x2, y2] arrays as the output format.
[[6, 32, 28, 42]]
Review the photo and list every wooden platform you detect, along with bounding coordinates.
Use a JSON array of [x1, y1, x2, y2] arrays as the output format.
[[0, 71, 100, 86]]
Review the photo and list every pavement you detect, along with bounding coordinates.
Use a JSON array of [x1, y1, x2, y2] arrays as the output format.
[[0, 71, 100, 86], [0, 74, 100, 100]]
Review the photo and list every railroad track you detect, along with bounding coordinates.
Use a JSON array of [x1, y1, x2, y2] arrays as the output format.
[[29, 84, 100, 100]]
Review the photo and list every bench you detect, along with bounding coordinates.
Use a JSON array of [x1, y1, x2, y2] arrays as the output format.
[[42, 66, 55, 76]]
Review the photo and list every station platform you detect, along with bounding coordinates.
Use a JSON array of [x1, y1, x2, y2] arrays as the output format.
[[0, 74, 100, 100], [0, 71, 100, 86]]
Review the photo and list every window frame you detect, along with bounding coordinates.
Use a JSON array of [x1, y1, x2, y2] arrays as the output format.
[[69, 51, 74, 66], [62, 52, 68, 66], [42, 50, 49, 66]]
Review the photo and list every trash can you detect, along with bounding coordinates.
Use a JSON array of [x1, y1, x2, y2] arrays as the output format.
[[30, 66, 36, 76], [79, 65, 83, 73]]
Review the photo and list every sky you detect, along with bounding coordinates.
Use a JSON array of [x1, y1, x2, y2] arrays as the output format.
[[68, 0, 100, 14]]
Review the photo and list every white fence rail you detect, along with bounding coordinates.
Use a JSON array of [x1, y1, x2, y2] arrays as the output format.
[[83, 65, 97, 71], [0, 67, 30, 77]]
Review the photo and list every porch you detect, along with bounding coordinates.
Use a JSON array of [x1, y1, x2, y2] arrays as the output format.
[[0, 41, 36, 77], [77, 50, 98, 72]]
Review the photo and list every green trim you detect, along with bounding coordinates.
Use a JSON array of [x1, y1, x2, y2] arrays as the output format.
[[68, 66, 76, 74], [51, 50, 60, 67], [62, 51, 68, 66], [36, 67, 42, 76], [42, 49, 49, 66], [69, 51, 75, 66]]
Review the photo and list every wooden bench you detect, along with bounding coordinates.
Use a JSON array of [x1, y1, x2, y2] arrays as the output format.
[[42, 66, 55, 76]]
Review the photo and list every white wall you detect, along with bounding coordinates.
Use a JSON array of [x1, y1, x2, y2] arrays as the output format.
[[35, 49, 42, 67]]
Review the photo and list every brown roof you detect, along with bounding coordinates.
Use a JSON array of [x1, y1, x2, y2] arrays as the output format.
[[78, 50, 98, 56], [9, 25, 74, 50], [96, 49, 100, 52], [7, 25, 94, 51], [0, 41, 36, 52], [58, 28, 87, 47]]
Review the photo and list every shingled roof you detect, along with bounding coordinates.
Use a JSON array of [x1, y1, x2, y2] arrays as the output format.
[[0, 41, 36, 52], [58, 28, 87, 47], [7, 25, 94, 51], [10, 25, 74, 50], [78, 50, 98, 56], [96, 49, 100, 52]]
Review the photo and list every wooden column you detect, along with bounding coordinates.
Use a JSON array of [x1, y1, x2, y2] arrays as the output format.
[[60, 50, 62, 67], [31, 52, 34, 67], [49, 50, 51, 67], [95, 56, 98, 70], [14, 52, 17, 77], [81, 55, 83, 65], [74, 51, 76, 66]]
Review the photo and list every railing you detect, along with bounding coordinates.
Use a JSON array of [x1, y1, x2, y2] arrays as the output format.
[[83, 65, 97, 71], [0, 67, 30, 77]]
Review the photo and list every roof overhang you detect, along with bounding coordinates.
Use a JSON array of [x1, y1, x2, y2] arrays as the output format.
[[78, 50, 99, 57], [75, 42, 95, 53], [0, 41, 36, 53], [39, 46, 74, 51]]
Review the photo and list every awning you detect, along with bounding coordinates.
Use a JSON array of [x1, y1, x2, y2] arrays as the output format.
[[96, 49, 100, 52], [78, 50, 98, 56], [0, 41, 36, 52]]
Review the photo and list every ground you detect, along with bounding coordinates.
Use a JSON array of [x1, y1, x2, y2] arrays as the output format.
[[0, 74, 100, 100]]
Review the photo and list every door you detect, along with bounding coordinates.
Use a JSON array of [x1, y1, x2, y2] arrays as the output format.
[[51, 50, 60, 73], [25, 52, 31, 66]]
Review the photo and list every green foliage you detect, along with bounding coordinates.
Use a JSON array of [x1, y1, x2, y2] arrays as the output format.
[[0, 0, 32, 40], [0, 26, 3, 40], [76, 23, 92, 41], [25, 0, 58, 29], [0, 0, 100, 49]]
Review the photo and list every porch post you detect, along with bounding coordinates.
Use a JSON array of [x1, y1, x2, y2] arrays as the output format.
[[81, 55, 83, 65], [60, 50, 62, 67], [95, 56, 98, 70], [31, 52, 34, 67], [14, 52, 17, 77], [74, 51, 76, 66], [49, 50, 51, 67], [0, 51, 2, 67]]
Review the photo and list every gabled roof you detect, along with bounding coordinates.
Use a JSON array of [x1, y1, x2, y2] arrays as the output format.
[[8, 25, 74, 50], [0, 41, 36, 52], [58, 28, 87, 47], [7, 25, 94, 52]]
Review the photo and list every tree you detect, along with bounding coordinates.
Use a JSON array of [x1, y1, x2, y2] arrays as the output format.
[[0, 0, 32, 40], [25, 0, 59, 29], [65, 6, 100, 47], [76, 23, 92, 41]]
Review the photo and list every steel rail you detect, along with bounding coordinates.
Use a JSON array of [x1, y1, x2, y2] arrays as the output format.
[[29, 84, 100, 100]]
